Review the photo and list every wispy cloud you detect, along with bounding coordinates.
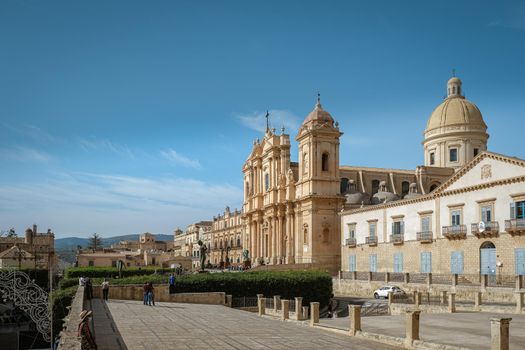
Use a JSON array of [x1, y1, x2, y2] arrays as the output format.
[[0, 172, 242, 237], [2, 122, 60, 144], [78, 137, 135, 158], [235, 109, 301, 133], [488, 2, 525, 29], [0, 145, 51, 163], [160, 148, 201, 169]]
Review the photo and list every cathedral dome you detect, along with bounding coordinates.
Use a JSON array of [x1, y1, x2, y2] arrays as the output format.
[[425, 96, 486, 132], [302, 94, 334, 126]]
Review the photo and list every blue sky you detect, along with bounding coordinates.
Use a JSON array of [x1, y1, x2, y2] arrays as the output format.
[[1, 0, 524, 238]]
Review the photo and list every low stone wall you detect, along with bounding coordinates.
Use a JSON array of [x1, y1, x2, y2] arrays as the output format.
[[58, 286, 85, 350], [92, 284, 226, 305], [335, 278, 519, 303]]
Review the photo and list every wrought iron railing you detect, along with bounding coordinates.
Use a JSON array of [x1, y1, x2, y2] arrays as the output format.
[[416, 231, 433, 242], [442, 225, 467, 239], [365, 236, 378, 245], [231, 296, 258, 308], [505, 219, 525, 233], [471, 222, 499, 236], [345, 237, 356, 247], [390, 234, 404, 244]]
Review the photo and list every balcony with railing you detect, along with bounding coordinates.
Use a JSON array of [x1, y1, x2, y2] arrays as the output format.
[[345, 237, 356, 248], [505, 219, 525, 235], [365, 236, 377, 246], [442, 225, 467, 240], [471, 221, 499, 238], [416, 231, 433, 243], [390, 234, 404, 245]]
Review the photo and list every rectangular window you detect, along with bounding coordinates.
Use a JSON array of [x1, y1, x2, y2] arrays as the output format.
[[421, 216, 431, 232], [348, 255, 356, 272], [513, 201, 525, 219], [420, 252, 432, 273], [392, 221, 404, 235], [451, 210, 461, 226], [393, 253, 403, 273], [481, 205, 492, 223], [449, 148, 458, 162], [369, 254, 377, 272], [369, 222, 377, 237], [430, 152, 435, 165], [474, 148, 479, 157], [451, 251, 464, 274], [264, 173, 270, 191], [347, 224, 356, 239]]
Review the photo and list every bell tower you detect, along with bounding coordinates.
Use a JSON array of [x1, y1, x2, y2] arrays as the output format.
[[294, 95, 343, 270]]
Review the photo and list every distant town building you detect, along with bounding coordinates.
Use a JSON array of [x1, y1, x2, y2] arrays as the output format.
[[172, 221, 212, 270], [0, 224, 55, 269], [211, 207, 243, 267]]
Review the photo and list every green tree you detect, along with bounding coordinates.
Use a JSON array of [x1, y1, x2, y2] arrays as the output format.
[[88, 233, 103, 251], [7, 228, 17, 237]]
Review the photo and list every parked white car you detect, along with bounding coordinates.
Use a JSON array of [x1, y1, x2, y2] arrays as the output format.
[[373, 285, 405, 299]]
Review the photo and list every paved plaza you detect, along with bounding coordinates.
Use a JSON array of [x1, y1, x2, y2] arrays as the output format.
[[92, 299, 397, 350], [320, 312, 525, 349]]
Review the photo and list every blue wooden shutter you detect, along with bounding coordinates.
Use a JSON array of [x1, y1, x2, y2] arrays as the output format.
[[400, 221, 405, 235], [451, 251, 464, 274], [369, 254, 377, 272], [391, 222, 394, 235], [348, 255, 356, 272], [421, 252, 432, 273], [515, 249, 525, 276], [510, 203, 516, 220], [394, 253, 403, 273]]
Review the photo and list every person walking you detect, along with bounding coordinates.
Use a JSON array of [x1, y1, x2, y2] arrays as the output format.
[[101, 279, 110, 301], [78, 310, 97, 350], [85, 278, 93, 300], [143, 281, 150, 305], [148, 282, 155, 306], [168, 274, 176, 294]]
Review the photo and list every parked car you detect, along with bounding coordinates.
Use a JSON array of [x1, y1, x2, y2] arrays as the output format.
[[373, 285, 405, 299]]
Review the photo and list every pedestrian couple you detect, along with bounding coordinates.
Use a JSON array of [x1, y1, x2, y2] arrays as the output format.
[[143, 282, 155, 306]]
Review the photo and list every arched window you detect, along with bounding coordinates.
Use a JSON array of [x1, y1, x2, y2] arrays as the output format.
[[371, 179, 380, 195], [401, 181, 410, 197], [302, 152, 309, 175], [303, 226, 308, 245], [322, 153, 329, 171], [429, 183, 440, 192]]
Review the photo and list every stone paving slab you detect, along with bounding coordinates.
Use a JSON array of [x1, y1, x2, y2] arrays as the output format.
[[96, 300, 397, 350], [320, 312, 525, 350]]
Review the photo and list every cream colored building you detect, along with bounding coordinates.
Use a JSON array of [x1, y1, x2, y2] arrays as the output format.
[[172, 221, 212, 270], [341, 76, 525, 276], [243, 96, 451, 271], [211, 207, 244, 266], [0, 224, 55, 269]]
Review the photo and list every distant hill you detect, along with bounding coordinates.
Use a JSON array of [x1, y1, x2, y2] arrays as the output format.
[[55, 233, 173, 264], [55, 234, 173, 251]]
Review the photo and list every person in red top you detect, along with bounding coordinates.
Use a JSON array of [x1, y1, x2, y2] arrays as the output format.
[[143, 281, 150, 305], [77, 310, 97, 350]]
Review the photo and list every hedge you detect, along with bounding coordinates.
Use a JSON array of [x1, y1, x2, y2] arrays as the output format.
[[64, 266, 170, 279], [174, 270, 333, 307], [50, 286, 77, 339], [59, 274, 167, 289]]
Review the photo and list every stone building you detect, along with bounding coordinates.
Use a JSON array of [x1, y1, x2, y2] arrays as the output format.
[[0, 224, 55, 269], [211, 207, 243, 267], [341, 76, 525, 276], [172, 221, 212, 270], [242, 95, 451, 271]]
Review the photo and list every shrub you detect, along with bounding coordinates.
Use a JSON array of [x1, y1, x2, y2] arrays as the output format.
[[64, 266, 170, 279], [58, 277, 78, 290], [50, 286, 77, 339], [174, 270, 333, 307]]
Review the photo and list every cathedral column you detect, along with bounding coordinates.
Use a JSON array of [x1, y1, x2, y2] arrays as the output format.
[[271, 216, 277, 264]]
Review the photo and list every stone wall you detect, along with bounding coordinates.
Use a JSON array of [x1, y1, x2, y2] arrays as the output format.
[[58, 286, 84, 350], [92, 284, 226, 305]]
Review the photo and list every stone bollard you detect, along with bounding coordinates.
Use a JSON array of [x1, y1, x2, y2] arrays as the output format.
[[490, 318, 512, 350], [367, 271, 372, 282], [427, 273, 432, 289], [516, 291, 524, 314], [351, 271, 357, 280], [257, 295, 265, 316], [294, 297, 303, 320], [440, 291, 447, 304], [302, 306, 309, 320], [448, 293, 456, 313], [415, 292, 421, 307], [310, 302, 320, 325], [385, 272, 390, 283], [516, 275, 523, 291], [474, 292, 482, 311], [481, 274, 488, 290], [274, 295, 281, 312], [349, 305, 361, 336], [388, 291, 393, 306], [281, 300, 289, 320], [404, 272, 410, 284], [226, 294, 232, 308], [405, 310, 421, 347], [452, 274, 458, 288]]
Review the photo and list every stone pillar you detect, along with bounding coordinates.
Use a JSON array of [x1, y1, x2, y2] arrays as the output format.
[[427, 273, 432, 289], [481, 274, 488, 290], [388, 291, 393, 306], [440, 291, 448, 304], [349, 305, 361, 336], [226, 294, 232, 308], [490, 318, 512, 350], [310, 302, 320, 325], [405, 310, 421, 347], [281, 300, 289, 320], [294, 297, 303, 320], [352, 271, 357, 280], [452, 274, 458, 288], [404, 272, 410, 284], [415, 292, 421, 307], [257, 294, 264, 316], [448, 293, 456, 313], [385, 272, 390, 283], [302, 306, 309, 320], [516, 275, 523, 291], [474, 292, 482, 311], [274, 295, 281, 312], [516, 291, 523, 314], [367, 271, 372, 282]]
